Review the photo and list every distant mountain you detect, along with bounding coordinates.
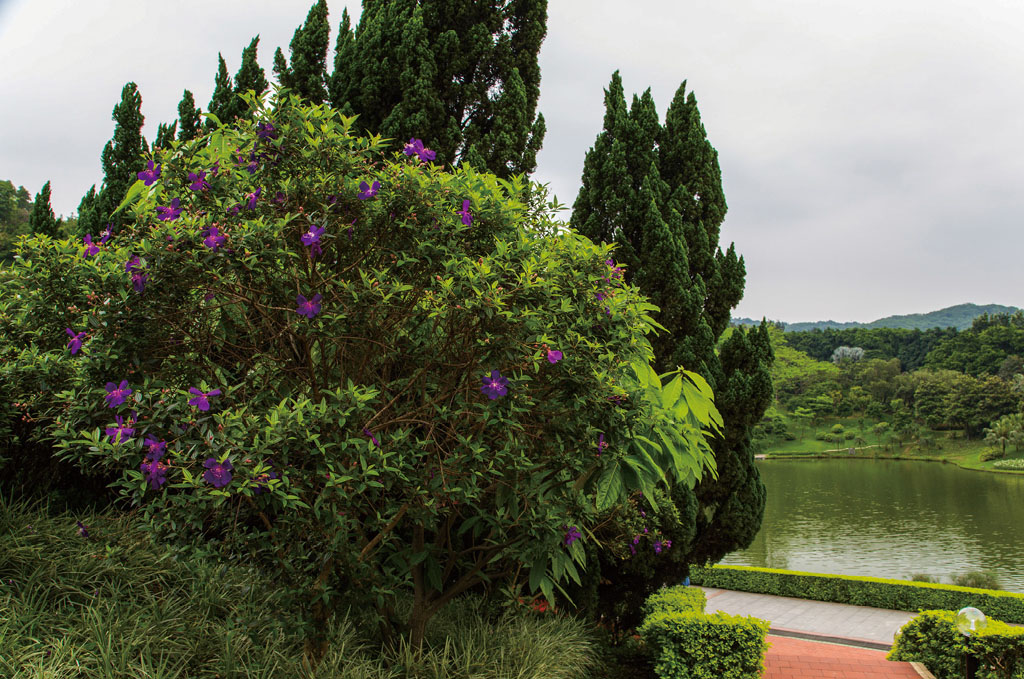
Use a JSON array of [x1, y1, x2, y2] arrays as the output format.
[[732, 303, 1021, 332]]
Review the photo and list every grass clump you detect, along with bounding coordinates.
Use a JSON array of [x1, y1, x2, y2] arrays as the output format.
[[0, 497, 596, 679]]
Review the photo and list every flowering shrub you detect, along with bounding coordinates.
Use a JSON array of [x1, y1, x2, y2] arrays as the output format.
[[0, 91, 720, 652]]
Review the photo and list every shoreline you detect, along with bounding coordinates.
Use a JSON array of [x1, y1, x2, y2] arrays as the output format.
[[757, 449, 1024, 476]]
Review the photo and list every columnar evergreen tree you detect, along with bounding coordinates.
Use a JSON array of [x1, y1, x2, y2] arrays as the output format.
[[273, 0, 330, 104], [79, 82, 148, 236], [572, 73, 774, 578], [177, 90, 203, 141], [207, 55, 233, 129], [154, 121, 177, 150], [328, 0, 547, 177], [73, 186, 98, 237], [224, 36, 270, 122], [28, 181, 59, 237]]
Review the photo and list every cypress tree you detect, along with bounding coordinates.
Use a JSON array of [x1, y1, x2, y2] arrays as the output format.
[[225, 36, 269, 122], [207, 55, 233, 129], [330, 0, 547, 177], [154, 121, 177, 150], [177, 90, 203, 141], [80, 82, 147, 236], [28, 181, 59, 237], [571, 74, 774, 589], [74, 186, 98, 237], [274, 0, 330, 104]]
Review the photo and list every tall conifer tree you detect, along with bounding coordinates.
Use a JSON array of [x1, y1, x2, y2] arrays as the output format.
[[571, 73, 774, 591], [28, 181, 58, 237], [80, 82, 147, 236], [207, 55, 233, 129], [177, 90, 203, 141], [274, 0, 330, 104], [225, 36, 269, 122], [154, 121, 177, 150], [329, 0, 547, 177]]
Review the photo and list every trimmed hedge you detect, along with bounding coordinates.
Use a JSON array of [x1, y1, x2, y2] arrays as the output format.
[[639, 586, 769, 679], [691, 565, 1024, 624], [888, 610, 1024, 679]]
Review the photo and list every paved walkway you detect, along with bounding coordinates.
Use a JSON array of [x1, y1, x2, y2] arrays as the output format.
[[764, 635, 927, 679], [700, 587, 934, 678], [701, 587, 916, 648]]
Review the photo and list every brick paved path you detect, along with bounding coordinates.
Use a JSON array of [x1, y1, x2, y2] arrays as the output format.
[[765, 635, 929, 679]]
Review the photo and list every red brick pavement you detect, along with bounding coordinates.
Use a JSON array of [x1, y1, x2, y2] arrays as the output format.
[[763, 635, 926, 679]]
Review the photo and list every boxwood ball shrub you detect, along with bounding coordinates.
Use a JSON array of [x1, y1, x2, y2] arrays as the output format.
[[1, 91, 721, 655]]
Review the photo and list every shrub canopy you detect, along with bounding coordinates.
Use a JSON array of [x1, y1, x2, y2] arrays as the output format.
[[0, 91, 720, 648]]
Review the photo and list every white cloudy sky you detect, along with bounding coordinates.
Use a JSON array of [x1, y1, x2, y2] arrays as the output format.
[[2, 0, 1022, 323]]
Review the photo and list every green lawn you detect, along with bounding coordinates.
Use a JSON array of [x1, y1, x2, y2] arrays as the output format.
[[760, 414, 1024, 474]]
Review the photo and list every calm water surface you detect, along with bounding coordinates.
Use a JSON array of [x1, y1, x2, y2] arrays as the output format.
[[720, 459, 1024, 592]]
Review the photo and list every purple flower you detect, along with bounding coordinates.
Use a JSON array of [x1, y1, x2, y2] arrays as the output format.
[[273, 191, 286, 204], [105, 415, 135, 443], [595, 292, 606, 302], [457, 200, 473, 226], [546, 348, 563, 364], [104, 380, 133, 408], [100, 224, 113, 244], [143, 436, 167, 461], [227, 204, 241, 216], [245, 187, 261, 210], [82, 234, 100, 258], [362, 428, 380, 447], [301, 224, 325, 258], [210, 161, 220, 177], [203, 226, 227, 251], [597, 433, 608, 455], [480, 369, 509, 400], [188, 170, 209, 192], [564, 526, 582, 547], [605, 259, 624, 280], [156, 198, 182, 222], [203, 457, 233, 488], [296, 293, 322, 319], [403, 138, 436, 162], [77, 521, 89, 538], [357, 180, 380, 200], [403, 138, 424, 156], [125, 255, 147, 293], [139, 458, 168, 490], [188, 387, 222, 411], [66, 328, 86, 355], [256, 122, 278, 140], [137, 160, 161, 186]]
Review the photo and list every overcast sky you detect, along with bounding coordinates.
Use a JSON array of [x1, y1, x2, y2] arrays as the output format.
[[2, 0, 1022, 323]]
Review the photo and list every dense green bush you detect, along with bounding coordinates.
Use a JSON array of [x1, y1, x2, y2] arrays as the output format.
[[641, 584, 706, 618], [691, 566, 1024, 624], [888, 610, 1024, 679], [981, 448, 1006, 462], [639, 586, 768, 679], [0, 91, 721, 652]]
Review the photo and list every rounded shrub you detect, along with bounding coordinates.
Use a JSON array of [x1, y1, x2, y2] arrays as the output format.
[[2, 91, 720, 652]]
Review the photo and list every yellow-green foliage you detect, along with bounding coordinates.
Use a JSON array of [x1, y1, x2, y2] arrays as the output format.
[[691, 565, 1024, 624], [888, 610, 1024, 679], [638, 586, 768, 679]]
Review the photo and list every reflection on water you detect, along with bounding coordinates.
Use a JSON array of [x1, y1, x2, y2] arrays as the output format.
[[720, 459, 1024, 592]]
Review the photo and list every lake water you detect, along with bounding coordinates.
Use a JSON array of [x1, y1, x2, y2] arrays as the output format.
[[720, 459, 1024, 592]]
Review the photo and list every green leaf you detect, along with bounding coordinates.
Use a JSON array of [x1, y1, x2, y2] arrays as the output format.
[[594, 465, 624, 511], [112, 180, 147, 216], [529, 558, 547, 593]]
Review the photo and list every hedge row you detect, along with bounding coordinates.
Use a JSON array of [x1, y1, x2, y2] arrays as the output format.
[[888, 610, 1024, 679], [639, 585, 769, 679], [691, 565, 1024, 624]]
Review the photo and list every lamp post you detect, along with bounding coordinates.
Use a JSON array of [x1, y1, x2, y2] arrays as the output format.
[[955, 607, 987, 679]]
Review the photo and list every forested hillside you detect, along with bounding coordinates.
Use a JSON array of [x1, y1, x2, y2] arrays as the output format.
[[734, 303, 1020, 332]]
